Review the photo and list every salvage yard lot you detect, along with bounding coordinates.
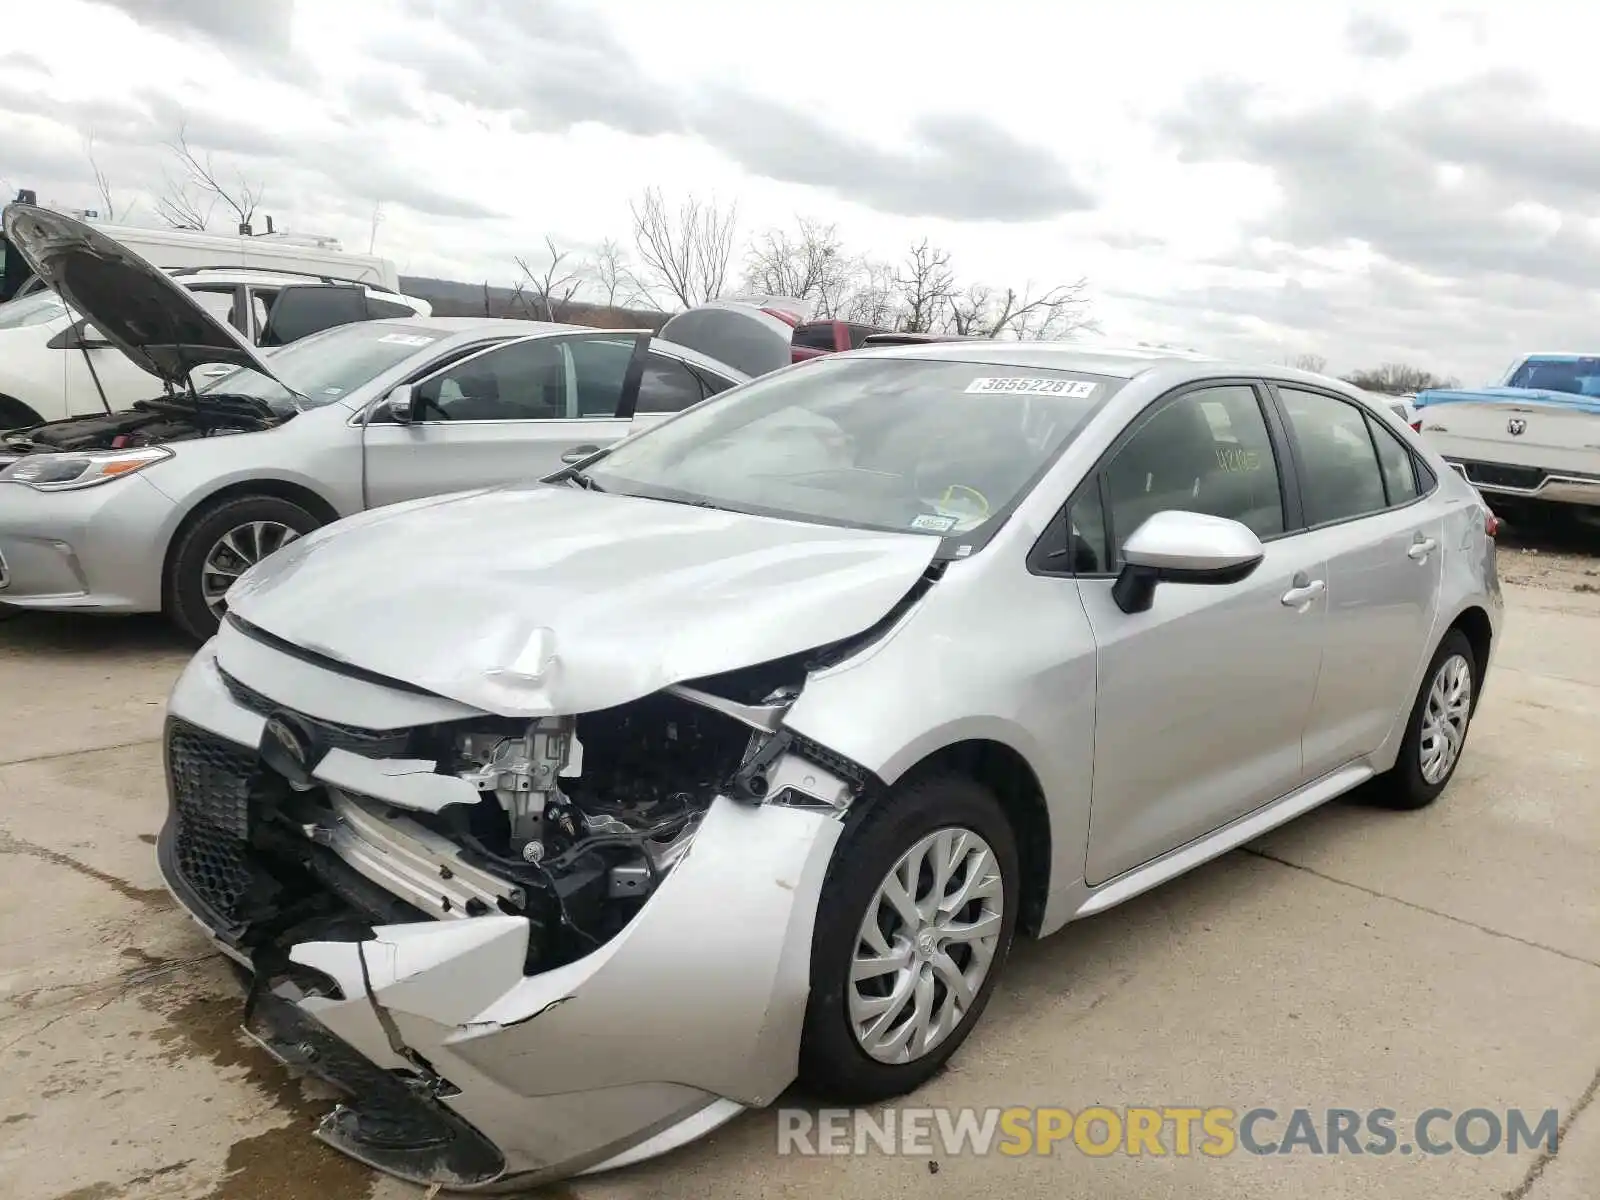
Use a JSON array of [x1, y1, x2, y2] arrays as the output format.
[[1, 542, 1597, 1200]]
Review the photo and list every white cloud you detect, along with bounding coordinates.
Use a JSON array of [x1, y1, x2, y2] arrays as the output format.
[[1, 0, 1597, 381]]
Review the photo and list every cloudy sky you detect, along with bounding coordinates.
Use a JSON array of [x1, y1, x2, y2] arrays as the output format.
[[2, 0, 1594, 380]]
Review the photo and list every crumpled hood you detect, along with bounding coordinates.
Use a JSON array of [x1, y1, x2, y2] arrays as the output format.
[[224, 483, 941, 716], [1416, 385, 1600, 416]]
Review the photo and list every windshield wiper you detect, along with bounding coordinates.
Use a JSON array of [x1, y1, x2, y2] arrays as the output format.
[[564, 471, 606, 492]]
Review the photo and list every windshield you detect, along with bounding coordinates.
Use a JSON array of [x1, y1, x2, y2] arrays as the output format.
[[1504, 356, 1600, 396], [200, 321, 447, 409], [0, 289, 67, 330], [584, 356, 1117, 543]]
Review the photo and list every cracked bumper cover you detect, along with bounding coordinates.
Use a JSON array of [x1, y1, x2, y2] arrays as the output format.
[[157, 646, 845, 1189]]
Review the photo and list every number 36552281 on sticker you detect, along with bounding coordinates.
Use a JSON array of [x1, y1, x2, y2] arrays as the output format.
[[964, 377, 1098, 398]]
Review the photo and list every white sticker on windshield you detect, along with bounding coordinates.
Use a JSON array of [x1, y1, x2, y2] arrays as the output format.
[[378, 333, 436, 347], [965, 376, 1097, 398], [910, 513, 959, 533]]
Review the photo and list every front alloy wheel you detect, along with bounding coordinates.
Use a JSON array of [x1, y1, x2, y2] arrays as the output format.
[[202, 521, 302, 617], [849, 827, 1005, 1064], [800, 773, 1019, 1102]]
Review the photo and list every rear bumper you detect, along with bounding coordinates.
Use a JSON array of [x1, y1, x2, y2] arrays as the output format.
[[1443, 457, 1600, 508], [157, 643, 843, 1190]]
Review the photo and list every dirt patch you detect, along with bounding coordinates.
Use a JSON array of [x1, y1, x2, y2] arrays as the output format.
[[139, 991, 376, 1200], [1496, 521, 1600, 593], [0, 828, 173, 910]]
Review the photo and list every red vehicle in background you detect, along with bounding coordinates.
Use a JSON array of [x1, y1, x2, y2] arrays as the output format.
[[787, 318, 891, 360], [727, 296, 889, 363]]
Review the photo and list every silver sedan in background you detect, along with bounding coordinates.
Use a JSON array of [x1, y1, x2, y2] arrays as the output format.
[[157, 338, 1501, 1189], [0, 205, 781, 639]]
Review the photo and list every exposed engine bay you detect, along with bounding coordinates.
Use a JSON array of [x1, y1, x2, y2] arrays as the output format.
[[202, 676, 858, 979], [2, 395, 282, 454]]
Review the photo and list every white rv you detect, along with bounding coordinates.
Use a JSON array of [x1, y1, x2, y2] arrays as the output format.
[[1, 210, 399, 300]]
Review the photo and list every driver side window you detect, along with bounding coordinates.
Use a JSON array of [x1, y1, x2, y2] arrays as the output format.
[[415, 339, 567, 421], [1103, 385, 1285, 563]]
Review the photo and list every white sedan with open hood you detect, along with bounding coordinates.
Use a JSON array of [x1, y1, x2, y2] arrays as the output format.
[[157, 344, 1501, 1189], [0, 205, 780, 639]]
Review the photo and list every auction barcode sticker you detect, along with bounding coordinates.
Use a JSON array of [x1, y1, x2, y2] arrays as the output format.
[[964, 376, 1097, 397]]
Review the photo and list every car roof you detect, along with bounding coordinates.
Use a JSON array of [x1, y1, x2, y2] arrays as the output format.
[[845, 338, 1374, 394], [172, 267, 418, 296], [348, 317, 751, 381], [847, 339, 1223, 379]]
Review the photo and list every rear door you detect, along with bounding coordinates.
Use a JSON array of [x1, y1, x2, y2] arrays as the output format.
[[1270, 383, 1444, 776], [360, 331, 647, 508]]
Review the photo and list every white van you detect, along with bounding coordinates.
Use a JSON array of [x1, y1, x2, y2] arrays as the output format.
[[1, 216, 399, 300]]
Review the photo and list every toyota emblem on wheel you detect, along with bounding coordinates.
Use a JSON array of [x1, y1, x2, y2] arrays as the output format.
[[1507, 418, 1527, 436]]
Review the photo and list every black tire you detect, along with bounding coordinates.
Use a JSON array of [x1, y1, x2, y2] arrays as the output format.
[[163, 494, 322, 643], [798, 773, 1020, 1102], [1374, 628, 1478, 810]]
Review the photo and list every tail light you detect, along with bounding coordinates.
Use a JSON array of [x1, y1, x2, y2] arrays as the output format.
[[1485, 511, 1500, 538], [1410, 420, 1423, 433]]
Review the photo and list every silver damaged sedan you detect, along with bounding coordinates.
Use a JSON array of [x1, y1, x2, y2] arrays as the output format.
[[159, 340, 1503, 1189]]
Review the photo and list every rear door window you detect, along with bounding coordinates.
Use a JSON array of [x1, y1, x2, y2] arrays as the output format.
[[1277, 386, 1388, 526]]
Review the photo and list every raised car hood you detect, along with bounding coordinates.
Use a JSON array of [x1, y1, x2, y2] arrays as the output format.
[[1416, 386, 1600, 416], [223, 483, 941, 716], [1, 204, 281, 388]]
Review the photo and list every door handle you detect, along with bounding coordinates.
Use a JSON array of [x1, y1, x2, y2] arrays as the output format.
[[560, 444, 601, 465], [1408, 537, 1438, 561], [1281, 579, 1326, 609], [197, 366, 233, 377]]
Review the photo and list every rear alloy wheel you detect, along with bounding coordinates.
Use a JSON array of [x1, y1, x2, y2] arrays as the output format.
[[1375, 628, 1478, 810], [165, 494, 322, 642], [800, 774, 1018, 1101]]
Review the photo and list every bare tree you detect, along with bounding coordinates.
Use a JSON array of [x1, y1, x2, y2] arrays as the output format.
[[1344, 362, 1458, 394], [742, 218, 856, 315], [893, 239, 956, 333], [837, 259, 900, 328], [966, 280, 1095, 340], [1284, 352, 1328, 373], [368, 201, 385, 254], [515, 236, 584, 322], [155, 121, 264, 232], [153, 176, 214, 231], [628, 187, 737, 309], [588, 237, 639, 309], [82, 132, 120, 221]]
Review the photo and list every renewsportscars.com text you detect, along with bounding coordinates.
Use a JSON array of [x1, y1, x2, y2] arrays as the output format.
[[777, 1106, 1562, 1158]]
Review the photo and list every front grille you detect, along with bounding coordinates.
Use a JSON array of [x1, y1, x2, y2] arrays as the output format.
[[167, 721, 259, 925], [1457, 460, 1548, 491], [218, 667, 412, 758]]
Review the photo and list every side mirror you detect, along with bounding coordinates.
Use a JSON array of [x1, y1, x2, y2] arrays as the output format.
[[1112, 510, 1265, 615], [384, 383, 419, 424], [77, 321, 113, 349]]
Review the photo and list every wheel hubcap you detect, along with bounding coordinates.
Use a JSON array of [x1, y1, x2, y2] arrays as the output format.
[[201, 521, 300, 616], [1419, 652, 1472, 785], [848, 826, 1004, 1064]]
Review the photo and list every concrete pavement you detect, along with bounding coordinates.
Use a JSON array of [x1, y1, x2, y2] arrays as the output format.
[[0, 584, 1595, 1200]]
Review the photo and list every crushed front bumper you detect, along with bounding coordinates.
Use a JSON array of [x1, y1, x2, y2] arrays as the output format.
[[157, 639, 844, 1190]]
